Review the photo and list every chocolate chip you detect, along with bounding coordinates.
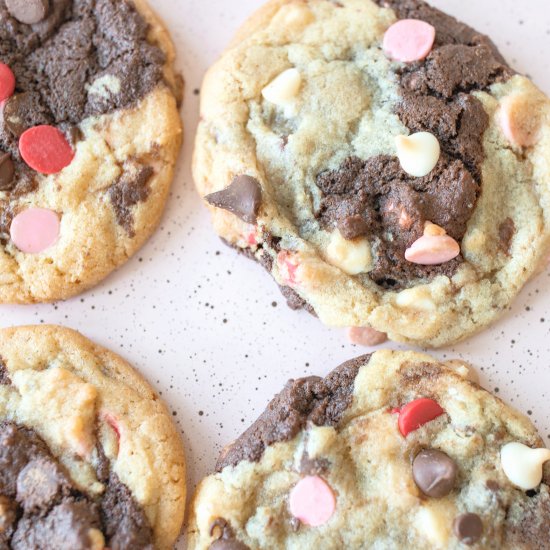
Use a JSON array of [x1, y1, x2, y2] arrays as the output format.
[[2, 93, 38, 138], [299, 453, 330, 476], [0, 154, 15, 192], [5, 0, 49, 25], [205, 175, 262, 225], [16, 458, 71, 513], [498, 218, 515, 254], [209, 518, 250, 550], [108, 165, 154, 236], [0, 356, 10, 385], [412, 449, 457, 498], [453, 513, 483, 545], [64, 126, 84, 149]]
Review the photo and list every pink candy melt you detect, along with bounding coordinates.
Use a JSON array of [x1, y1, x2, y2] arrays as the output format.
[[383, 19, 436, 63], [19, 125, 75, 174], [289, 476, 336, 527], [405, 234, 460, 265], [0, 63, 16, 103], [10, 208, 60, 254], [277, 251, 300, 286], [499, 98, 538, 148]]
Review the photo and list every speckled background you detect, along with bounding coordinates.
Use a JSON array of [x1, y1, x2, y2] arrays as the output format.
[[1, 0, 549, 546]]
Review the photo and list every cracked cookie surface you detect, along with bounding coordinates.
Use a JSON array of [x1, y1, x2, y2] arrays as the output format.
[[194, 0, 550, 347], [0, 0, 182, 303], [0, 325, 186, 549], [189, 351, 550, 550]]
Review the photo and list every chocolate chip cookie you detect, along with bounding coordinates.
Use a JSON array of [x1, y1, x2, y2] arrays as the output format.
[[188, 351, 550, 549], [0, 0, 183, 303], [0, 325, 186, 549], [194, 0, 550, 347]]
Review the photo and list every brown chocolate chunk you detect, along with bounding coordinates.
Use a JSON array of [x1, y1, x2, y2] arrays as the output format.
[[0, 153, 15, 191], [453, 513, 483, 545], [2, 93, 50, 139], [5, 0, 49, 25], [299, 453, 330, 476], [209, 518, 250, 550], [0, 357, 9, 385], [108, 165, 154, 237], [216, 355, 369, 471], [412, 449, 457, 498], [11, 500, 102, 550], [498, 218, 515, 254], [16, 458, 72, 513], [205, 175, 262, 225]]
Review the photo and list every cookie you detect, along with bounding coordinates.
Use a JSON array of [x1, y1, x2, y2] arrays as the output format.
[[188, 351, 550, 549], [193, 0, 550, 347], [0, 0, 183, 303], [0, 325, 186, 549]]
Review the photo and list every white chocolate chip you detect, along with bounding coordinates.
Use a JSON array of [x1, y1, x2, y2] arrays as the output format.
[[424, 221, 447, 237], [395, 287, 436, 311], [444, 359, 480, 384], [416, 504, 453, 546], [87, 528, 106, 550], [501, 442, 550, 490], [86, 74, 121, 99], [326, 230, 372, 275], [395, 132, 440, 177], [262, 68, 302, 106]]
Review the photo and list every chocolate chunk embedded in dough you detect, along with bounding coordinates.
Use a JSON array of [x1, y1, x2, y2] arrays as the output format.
[[0, 153, 15, 191], [205, 175, 262, 225], [108, 165, 154, 237], [453, 513, 483, 545]]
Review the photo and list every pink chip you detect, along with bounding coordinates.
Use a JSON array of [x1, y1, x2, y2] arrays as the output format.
[[499, 95, 540, 148], [289, 476, 336, 527], [10, 208, 60, 254], [277, 250, 300, 287], [405, 234, 460, 265], [0, 63, 16, 103], [348, 326, 388, 347], [383, 19, 436, 63]]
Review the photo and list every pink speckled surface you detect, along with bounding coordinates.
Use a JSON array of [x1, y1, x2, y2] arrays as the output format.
[[1, 1, 549, 546]]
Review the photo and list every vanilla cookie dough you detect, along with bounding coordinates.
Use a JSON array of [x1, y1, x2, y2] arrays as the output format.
[[0, 325, 186, 549], [0, 0, 183, 303], [194, 0, 550, 347], [188, 351, 550, 549]]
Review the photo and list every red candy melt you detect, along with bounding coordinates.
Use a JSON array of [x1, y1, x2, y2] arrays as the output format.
[[397, 398, 445, 437], [19, 125, 75, 174], [0, 63, 16, 103]]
